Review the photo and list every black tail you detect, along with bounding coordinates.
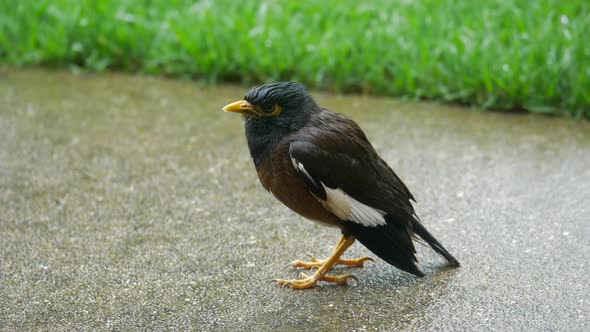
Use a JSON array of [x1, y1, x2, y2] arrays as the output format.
[[412, 221, 460, 267], [344, 220, 425, 277]]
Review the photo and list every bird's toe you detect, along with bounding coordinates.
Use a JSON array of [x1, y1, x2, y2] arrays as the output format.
[[290, 255, 375, 269], [318, 273, 358, 285], [338, 256, 375, 268], [290, 257, 323, 269], [273, 273, 318, 289]]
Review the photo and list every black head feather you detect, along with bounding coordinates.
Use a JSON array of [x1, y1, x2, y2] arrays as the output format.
[[242, 82, 319, 164], [244, 82, 310, 112], [244, 82, 316, 117]]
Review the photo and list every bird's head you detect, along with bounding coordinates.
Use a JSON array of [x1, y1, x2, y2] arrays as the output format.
[[222, 82, 317, 128]]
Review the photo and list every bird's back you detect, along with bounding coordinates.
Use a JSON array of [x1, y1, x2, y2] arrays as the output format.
[[292, 109, 417, 219], [291, 109, 460, 275]]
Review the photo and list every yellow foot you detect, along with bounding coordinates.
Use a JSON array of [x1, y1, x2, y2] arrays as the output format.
[[274, 273, 357, 289], [290, 255, 375, 269]]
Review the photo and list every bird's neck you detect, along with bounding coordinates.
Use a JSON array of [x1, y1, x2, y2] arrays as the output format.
[[244, 112, 311, 167]]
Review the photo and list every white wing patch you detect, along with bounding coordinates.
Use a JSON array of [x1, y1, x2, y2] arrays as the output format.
[[290, 157, 386, 227], [291, 158, 313, 180], [322, 185, 387, 227]]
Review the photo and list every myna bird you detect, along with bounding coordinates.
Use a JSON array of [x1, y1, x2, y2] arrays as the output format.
[[223, 82, 460, 289]]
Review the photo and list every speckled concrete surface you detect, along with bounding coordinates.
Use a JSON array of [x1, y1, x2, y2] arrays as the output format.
[[1, 67, 589, 331]]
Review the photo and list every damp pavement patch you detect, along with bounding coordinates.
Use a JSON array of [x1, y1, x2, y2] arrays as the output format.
[[1, 67, 589, 330]]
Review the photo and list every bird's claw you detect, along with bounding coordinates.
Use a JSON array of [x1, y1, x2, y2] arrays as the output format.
[[345, 256, 375, 267], [274, 274, 317, 289], [289, 257, 321, 269], [307, 254, 321, 262], [291, 256, 375, 269], [273, 272, 357, 289], [319, 273, 357, 285]]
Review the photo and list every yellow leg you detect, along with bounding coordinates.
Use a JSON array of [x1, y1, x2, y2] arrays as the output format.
[[275, 236, 359, 289], [333, 235, 345, 251], [290, 235, 374, 269]]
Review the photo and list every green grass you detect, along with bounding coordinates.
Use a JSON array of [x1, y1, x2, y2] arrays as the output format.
[[1, 0, 589, 117]]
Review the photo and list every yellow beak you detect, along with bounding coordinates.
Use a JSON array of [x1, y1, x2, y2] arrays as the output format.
[[222, 100, 255, 114]]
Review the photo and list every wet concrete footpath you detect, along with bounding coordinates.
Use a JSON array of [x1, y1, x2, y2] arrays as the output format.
[[1, 67, 589, 331]]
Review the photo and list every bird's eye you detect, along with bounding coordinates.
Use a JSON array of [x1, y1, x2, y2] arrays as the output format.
[[266, 104, 283, 116]]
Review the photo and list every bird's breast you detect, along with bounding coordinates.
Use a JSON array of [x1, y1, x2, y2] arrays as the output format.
[[255, 143, 340, 228]]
